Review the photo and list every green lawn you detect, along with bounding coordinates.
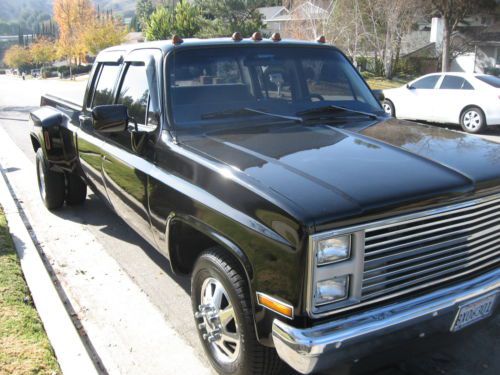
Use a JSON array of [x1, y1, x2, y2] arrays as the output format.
[[366, 77, 408, 90], [0, 207, 60, 375]]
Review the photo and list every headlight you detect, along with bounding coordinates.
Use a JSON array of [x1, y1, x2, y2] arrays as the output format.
[[307, 231, 364, 317], [315, 275, 349, 305], [316, 235, 351, 265]]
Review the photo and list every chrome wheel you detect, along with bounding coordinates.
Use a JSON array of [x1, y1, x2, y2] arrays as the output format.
[[37, 159, 46, 200], [383, 102, 392, 115], [195, 277, 241, 364], [463, 110, 481, 131]]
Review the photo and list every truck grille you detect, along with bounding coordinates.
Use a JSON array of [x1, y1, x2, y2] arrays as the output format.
[[362, 195, 500, 302]]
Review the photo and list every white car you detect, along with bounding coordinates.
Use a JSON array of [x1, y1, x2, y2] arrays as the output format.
[[382, 73, 500, 133]]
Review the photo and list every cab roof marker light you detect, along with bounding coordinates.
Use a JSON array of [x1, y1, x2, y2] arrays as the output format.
[[256, 292, 294, 319], [252, 32, 263, 41], [271, 33, 281, 42], [172, 35, 183, 45], [316, 35, 326, 44], [232, 32, 243, 41]]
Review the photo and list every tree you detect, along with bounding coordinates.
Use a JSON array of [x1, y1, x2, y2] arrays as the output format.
[[3, 45, 32, 71], [195, 0, 264, 37], [53, 0, 94, 77], [145, 2, 204, 41], [83, 18, 127, 55], [30, 37, 56, 68], [429, 0, 496, 72], [136, 0, 155, 31]]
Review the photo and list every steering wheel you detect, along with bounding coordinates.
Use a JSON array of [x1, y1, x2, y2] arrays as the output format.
[[309, 93, 324, 101]]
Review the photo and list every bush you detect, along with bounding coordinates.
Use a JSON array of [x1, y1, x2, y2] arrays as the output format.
[[361, 71, 375, 79], [484, 67, 500, 77]]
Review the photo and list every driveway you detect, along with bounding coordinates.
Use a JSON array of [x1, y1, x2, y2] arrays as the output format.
[[0, 74, 498, 375]]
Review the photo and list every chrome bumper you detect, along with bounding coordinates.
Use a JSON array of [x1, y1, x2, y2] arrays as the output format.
[[272, 269, 500, 374]]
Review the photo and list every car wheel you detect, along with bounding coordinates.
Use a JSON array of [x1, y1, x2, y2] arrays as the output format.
[[65, 172, 87, 205], [460, 107, 486, 134], [191, 248, 283, 375], [382, 99, 395, 117], [36, 148, 65, 210]]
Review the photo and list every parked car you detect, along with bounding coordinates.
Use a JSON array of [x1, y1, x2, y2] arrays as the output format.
[[31, 69, 41, 78], [383, 73, 500, 133], [29, 36, 500, 375]]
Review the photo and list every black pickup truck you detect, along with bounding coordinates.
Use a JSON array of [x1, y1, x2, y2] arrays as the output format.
[[29, 35, 499, 375]]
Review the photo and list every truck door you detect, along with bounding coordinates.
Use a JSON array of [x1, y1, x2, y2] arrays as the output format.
[[100, 51, 162, 247], [78, 62, 122, 202]]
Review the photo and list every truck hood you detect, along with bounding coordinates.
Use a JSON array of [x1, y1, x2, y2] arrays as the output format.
[[180, 118, 500, 228]]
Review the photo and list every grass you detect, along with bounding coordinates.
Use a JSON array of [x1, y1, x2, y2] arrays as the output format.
[[0, 207, 60, 375], [366, 77, 408, 90]]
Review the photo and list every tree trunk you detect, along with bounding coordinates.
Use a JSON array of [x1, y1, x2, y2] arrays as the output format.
[[441, 16, 450, 72], [384, 27, 393, 79]]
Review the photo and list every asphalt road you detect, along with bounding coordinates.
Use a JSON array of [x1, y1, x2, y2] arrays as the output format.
[[0, 74, 499, 375]]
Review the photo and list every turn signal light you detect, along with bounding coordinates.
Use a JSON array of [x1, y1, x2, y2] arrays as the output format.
[[252, 32, 263, 41], [316, 35, 326, 44], [271, 32, 281, 42], [257, 292, 293, 319], [172, 35, 183, 44], [232, 32, 243, 41]]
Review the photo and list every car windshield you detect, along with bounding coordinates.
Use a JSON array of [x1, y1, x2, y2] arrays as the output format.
[[476, 75, 500, 88], [168, 46, 383, 128]]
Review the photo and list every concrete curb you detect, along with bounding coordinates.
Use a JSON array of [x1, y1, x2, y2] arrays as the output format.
[[0, 163, 99, 375]]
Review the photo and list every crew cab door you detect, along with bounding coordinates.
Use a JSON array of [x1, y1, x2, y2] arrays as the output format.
[[78, 61, 122, 201], [100, 50, 162, 246]]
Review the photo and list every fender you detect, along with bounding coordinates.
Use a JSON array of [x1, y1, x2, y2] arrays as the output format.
[[165, 213, 279, 345], [29, 106, 78, 172]]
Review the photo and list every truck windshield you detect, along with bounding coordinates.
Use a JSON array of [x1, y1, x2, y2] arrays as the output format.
[[168, 46, 383, 128]]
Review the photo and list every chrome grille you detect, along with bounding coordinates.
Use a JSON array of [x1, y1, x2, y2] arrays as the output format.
[[362, 194, 500, 302]]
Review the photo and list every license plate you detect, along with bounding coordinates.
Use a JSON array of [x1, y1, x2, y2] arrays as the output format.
[[451, 293, 497, 332]]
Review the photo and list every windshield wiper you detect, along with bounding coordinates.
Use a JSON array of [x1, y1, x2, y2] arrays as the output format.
[[202, 107, 303, 123], [297, 104, 378, 120]]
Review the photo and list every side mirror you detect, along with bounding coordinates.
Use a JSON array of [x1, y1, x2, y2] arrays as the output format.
[[372, 89, 385, 102], [406, 84, 415, 90], [92, 104, 128, 133]]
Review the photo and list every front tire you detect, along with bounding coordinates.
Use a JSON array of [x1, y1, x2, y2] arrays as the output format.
[[460, 106, 486, 134], [191, 248, 282, 375], [383, 99, 395, 117], [36, 148, 65, 210]]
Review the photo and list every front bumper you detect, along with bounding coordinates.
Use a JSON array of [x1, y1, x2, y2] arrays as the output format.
[[272, 269, 500, 374]]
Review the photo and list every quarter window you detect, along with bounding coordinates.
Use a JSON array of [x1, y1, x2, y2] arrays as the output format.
[[440, 75, 473, 90], [92, 64, 121, 107], [411, 75, 440, 89]]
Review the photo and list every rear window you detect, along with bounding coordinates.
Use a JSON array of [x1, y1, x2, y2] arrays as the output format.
[[440, 75, 473, 90], [476, 75, 500, 88]]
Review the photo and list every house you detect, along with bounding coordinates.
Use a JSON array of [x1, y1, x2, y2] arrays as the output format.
[[259, 1, 329, 37], [401, 10, 500, 75]]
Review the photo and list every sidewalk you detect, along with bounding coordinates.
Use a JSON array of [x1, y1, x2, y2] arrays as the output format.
[[0, 125, 210, 374]]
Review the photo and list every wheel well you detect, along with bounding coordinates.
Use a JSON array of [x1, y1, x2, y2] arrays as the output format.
[[383, 98, 395, 116], [30, 134, 41, 152], [168, 219, 251, 279]]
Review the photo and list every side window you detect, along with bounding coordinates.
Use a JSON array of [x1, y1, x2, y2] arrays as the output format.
[[440, 75, 473, 90], [92, 64, 121, 107], [117, 63, 149, 125], [412, 75, 440, 89]]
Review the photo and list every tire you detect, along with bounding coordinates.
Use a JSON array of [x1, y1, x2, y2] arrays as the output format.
[[65, 172, 87, 205], [191, 248, 283, 375], [460, 106, 486, 134], [382, 99, 395, 117], [35, 148, 65, 210]]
